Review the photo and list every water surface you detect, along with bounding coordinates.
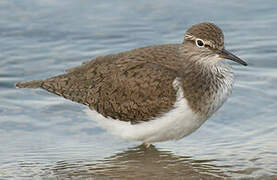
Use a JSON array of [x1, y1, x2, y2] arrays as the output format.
[[1, 0, 277, 179]]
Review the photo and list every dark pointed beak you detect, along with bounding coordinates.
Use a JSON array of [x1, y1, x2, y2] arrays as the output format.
[[217, 49, 247, 66]]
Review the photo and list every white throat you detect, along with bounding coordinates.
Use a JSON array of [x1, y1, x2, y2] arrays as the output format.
[[205, 60, 234, 117]]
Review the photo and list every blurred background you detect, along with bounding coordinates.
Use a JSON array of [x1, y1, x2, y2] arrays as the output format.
[[1, 0, 277, 179]]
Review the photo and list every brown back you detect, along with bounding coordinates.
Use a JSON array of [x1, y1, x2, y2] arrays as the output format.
[[41, 44, 182, 123]]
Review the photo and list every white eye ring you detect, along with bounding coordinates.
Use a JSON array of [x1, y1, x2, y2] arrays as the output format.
[[195, 39, 205, 47]]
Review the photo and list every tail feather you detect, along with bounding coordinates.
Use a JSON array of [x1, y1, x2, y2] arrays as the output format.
[[15, 80, 43, 89]]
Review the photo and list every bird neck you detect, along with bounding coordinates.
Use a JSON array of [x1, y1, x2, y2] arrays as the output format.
[[178, 54, 234, 117]]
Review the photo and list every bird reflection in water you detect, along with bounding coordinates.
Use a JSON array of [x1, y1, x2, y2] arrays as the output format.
[[51, 144, 229, 179]]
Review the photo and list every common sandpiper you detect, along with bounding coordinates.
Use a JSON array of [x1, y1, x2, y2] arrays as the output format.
[[16, 22, 247, 143]]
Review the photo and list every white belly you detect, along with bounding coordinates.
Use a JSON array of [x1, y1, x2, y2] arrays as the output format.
[[85, 99, 205, 143], [85, 79, 206, 143], [85, 68, 233, 143]]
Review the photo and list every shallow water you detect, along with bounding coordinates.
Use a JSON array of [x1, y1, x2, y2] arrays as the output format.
[[1, 0, 277, 179]]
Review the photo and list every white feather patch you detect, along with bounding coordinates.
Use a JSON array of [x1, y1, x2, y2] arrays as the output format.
[[85, 78, 207, 143]]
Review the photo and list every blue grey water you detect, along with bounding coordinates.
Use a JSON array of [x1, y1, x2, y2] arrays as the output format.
[[0, 0, 277, 179]]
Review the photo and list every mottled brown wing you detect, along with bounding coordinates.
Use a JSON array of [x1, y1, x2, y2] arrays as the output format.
[[40, 57, 178, 123]]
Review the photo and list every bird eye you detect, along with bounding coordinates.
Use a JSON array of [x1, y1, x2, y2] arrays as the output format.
[[196, 39, 204, 47]]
